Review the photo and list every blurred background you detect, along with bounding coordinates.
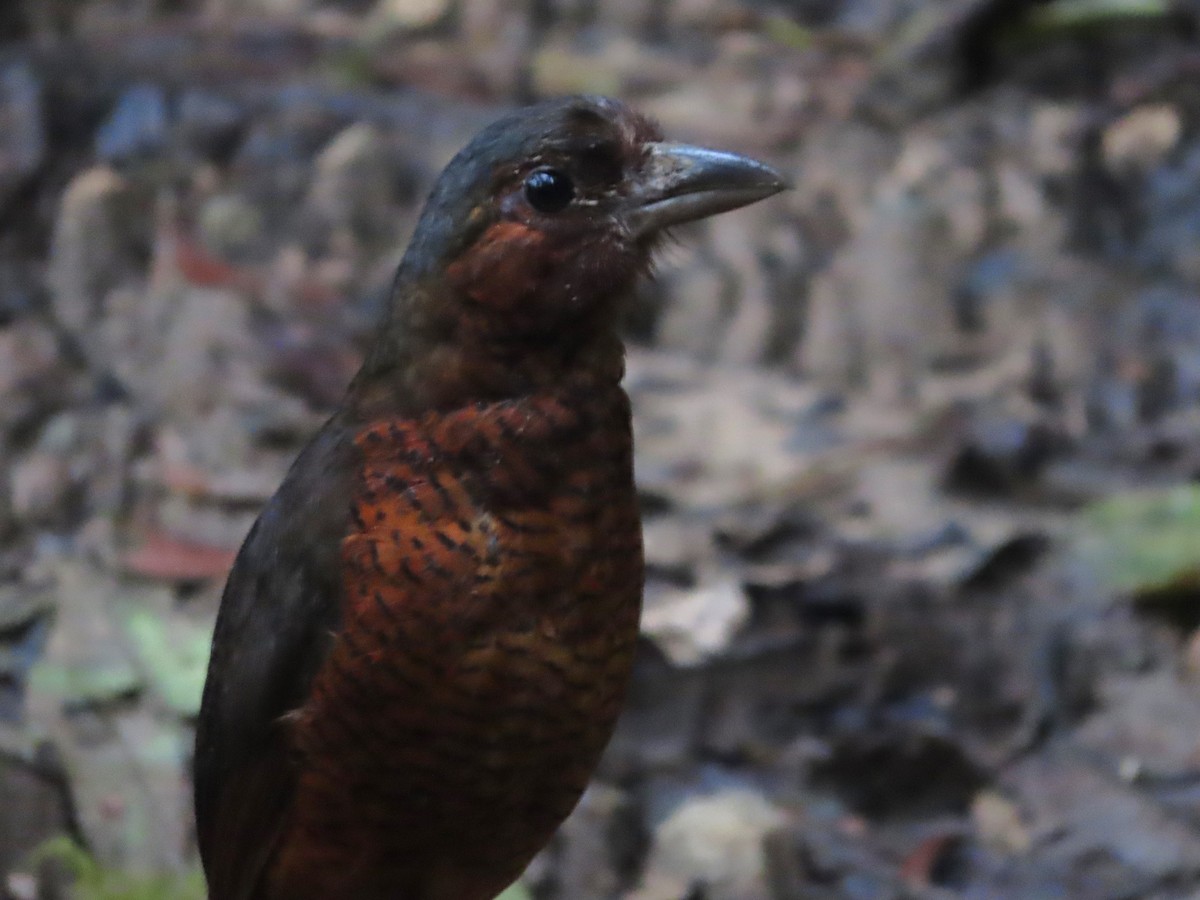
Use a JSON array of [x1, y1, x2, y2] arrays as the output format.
[[2, 0, 1200, 897]]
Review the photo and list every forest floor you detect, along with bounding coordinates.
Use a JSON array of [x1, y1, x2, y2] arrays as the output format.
[[2, 1, 1200, 898]]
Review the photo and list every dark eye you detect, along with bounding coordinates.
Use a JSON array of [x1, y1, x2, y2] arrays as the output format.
[[524, 168, 574, 213]]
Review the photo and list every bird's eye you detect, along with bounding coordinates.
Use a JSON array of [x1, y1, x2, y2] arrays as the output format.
[[524, 169, 575, 213]]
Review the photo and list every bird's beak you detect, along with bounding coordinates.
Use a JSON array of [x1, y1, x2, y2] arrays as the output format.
[[625, 142, 790, 238]]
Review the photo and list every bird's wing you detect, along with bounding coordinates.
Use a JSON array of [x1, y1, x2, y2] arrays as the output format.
[[193, 420, 356, 900]]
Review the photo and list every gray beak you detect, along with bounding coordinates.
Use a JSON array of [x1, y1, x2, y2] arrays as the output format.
[[625, 142, 790, 238]]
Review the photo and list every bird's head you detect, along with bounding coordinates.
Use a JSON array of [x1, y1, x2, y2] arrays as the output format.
[[358, 95, 787, 410]]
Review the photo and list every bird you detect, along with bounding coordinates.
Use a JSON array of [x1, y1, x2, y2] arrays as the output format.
[[193, 94, 787, 900]]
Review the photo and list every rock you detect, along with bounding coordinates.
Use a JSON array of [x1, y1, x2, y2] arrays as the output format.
[[95, 84, 170, 163], [641, 580, 749, 666], [47, 166, 144, 338], [971, 789, 1031, 854], [1102, 104, 1180, 174], [636, 787, 786, 900]]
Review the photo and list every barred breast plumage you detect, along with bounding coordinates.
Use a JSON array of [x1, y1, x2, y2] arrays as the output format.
[[269, 384, 642, 899]]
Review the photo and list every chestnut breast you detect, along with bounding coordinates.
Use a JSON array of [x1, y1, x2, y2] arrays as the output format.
[[268, 384, 644, 900]]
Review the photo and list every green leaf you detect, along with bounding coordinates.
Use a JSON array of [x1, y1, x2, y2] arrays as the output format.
[[496, 882, 534, 900], [28, 657, 141, 705], [121, 606, 214, 716], [1076, 485, 1200, 596], [1027, 0, 1171, 32], [764, 16, 814, 51], [29, 836, 206, 900]]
